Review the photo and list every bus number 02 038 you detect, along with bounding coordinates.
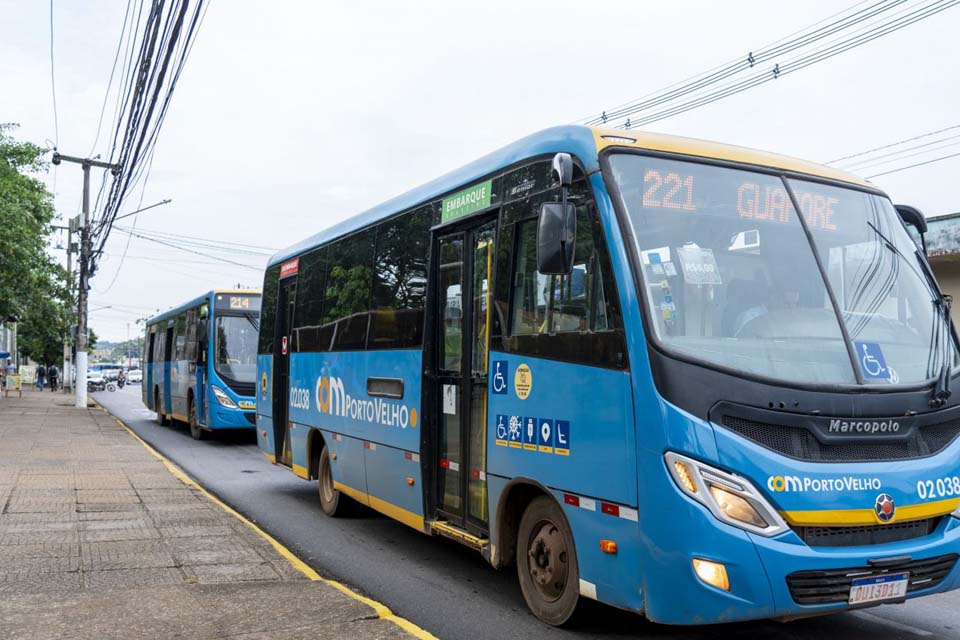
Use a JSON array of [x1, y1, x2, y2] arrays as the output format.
[[916, 476, 960, 500]]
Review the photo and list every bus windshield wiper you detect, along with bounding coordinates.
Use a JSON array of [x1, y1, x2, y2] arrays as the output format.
[[865, 221, 954, 404], [243, 312, 260, 332]]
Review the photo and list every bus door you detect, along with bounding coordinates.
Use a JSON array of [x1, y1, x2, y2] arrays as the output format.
[[145, 328, 156, 408], [195, 306, 209, 425], [432, 217, 496, 534], [272, 278, 297, 467], [163, 322, 174, 416]]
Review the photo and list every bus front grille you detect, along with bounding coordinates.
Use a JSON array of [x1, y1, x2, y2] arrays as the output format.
[[720, 415, 960, 462], [794, 518, 941, 548], [786, 554, 958, 605]]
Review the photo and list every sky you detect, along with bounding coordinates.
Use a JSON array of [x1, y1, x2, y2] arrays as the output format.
[[2, 0, 960, 342]]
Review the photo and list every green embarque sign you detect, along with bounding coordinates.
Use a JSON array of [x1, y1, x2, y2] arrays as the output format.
[[442, 180, 492, 223]]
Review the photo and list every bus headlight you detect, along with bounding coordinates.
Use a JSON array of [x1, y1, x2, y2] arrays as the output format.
[[212, 385, 238, 408], [665, 452, 788, 537]]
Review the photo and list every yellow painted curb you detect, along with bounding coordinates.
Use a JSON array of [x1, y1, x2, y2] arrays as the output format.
[[93, 402, 438, 640]]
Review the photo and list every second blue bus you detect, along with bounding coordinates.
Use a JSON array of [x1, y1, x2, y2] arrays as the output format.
[[143, 289, 261, 439]]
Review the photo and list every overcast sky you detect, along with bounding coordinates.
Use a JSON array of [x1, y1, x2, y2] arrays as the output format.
[[3, 1, 959, 342]]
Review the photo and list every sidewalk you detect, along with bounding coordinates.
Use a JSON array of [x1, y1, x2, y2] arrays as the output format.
[[0, 389, 413, 639]]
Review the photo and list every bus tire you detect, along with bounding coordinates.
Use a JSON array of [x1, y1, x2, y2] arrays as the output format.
[[154, 389, 168, 426], [318, 444, 348, 516], [188, 397, 205, 441], [517, 495, 580, 626]]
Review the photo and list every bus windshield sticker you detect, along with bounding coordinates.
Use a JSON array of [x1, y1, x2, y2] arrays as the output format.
[[442, 180, 492, 223], [443, 384, 457, 415], [676, 245, 722, 286], [641, 246, 670, 265], [663, 262, 677, 277], [855, 341, 892, 381]]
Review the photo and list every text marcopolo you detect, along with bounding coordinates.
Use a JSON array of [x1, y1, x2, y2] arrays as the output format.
[[828, 419, 900, 434]]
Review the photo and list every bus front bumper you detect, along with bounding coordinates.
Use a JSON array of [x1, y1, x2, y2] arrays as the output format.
[[637, 487, 960, 625]]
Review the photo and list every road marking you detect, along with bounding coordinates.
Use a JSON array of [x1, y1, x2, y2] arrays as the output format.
[[851, 610, 934, 637], [93, 401, 438, 640]]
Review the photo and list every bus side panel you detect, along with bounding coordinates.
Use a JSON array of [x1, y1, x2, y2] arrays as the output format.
[[256, 353, 275, 457], [363, 441, 424, 529], [486, 352, 637, 507], [324, 431, 369, 504], [287, 350, 422, 451]]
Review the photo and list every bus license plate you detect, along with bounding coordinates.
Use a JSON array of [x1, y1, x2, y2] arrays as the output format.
[[848, 572, 909, 605]]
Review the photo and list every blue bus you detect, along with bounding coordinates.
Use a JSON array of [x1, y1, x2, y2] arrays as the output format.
[[143, 290, 261, 439], [256, 126, 960, 625]]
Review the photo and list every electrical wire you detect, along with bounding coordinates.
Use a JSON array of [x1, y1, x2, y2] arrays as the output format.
[[866, 150, 960, 178], [89, 0, 135, 157], [827, 123, 960, 164], [583, 0, 958, 130]]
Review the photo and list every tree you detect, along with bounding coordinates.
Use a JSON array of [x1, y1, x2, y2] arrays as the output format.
[[0, 124, 79, 363]]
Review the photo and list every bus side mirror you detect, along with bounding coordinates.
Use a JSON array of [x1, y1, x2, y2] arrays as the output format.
[[896, 204, 927, 254], [537, 202, 576, 274], [537, 153, 577, 275]]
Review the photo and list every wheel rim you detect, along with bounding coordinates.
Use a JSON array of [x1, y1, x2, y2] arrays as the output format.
[[526, 519, 569, 602], [320, 454, 335, 504]]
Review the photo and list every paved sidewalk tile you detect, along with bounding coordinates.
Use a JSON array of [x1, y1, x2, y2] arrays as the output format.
[[0, 390, 416, 639]]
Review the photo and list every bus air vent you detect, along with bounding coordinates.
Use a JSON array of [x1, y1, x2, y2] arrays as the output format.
[[720, 415, 960, 462], [795, 517, 940, 548], [786, 553, 958, 605]]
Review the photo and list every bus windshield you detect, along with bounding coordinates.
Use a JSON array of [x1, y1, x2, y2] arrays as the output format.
[[214, 314, 258, 383], [607, 153, 956, 386]]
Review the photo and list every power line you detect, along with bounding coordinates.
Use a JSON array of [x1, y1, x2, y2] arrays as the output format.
[[89, 0, 135, 157], [113, 224, 279, 252], [584, 0, 958, 130], [48, 0, 59, 147], [113, 228, 266, 270], [842, 135, 960, 171], [866, 150, 960, 178], [827, 123, 960, 164], [616, 0, 960, 130]]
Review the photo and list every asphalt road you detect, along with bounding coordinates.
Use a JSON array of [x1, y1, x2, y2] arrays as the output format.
[[94, 385, 960, 639]]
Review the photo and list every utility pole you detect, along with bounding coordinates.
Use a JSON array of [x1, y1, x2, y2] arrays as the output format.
[[52, 153, 121, 408], [53, 218, 79, 394]]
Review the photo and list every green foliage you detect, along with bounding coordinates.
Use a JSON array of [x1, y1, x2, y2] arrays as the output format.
[[0, 124, 79, 363]]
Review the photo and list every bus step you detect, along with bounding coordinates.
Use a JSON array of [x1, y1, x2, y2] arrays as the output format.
[[429, 520, 488, 552]]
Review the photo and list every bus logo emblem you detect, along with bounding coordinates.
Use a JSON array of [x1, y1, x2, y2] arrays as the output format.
[[875, 493, 895, 523]]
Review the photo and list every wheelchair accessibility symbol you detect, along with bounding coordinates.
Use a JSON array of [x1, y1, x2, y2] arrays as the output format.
[[855, 341, 892, 382], [492, 360, 508, 394]]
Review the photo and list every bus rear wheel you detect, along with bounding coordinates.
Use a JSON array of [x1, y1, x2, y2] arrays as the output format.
[[154, 389, 168, 426], [318, 444, 349, 516], [188, 397, 206, 441], [517, 496, 580, 626]]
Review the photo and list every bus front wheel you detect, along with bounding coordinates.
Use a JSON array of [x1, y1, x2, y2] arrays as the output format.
[[318, 444, 349, 517], [517, 496, 580, 626]]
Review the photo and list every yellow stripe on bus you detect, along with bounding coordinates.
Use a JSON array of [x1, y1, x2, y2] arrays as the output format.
[[292, 463, 309, 479], [334, 481, 426, 532], [782, 497, 960, 527]]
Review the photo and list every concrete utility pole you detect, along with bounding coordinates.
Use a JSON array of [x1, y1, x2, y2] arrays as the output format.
[[53, 218, 79, 393], [51, 153, 121, 408]]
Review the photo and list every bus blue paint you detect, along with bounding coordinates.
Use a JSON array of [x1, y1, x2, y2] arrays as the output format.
[[258, 125, 960, 625], [142, 290, 260, 434]]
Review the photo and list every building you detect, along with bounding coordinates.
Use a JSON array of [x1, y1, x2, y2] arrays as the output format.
[[925, 212, 960, 305], [0, 318, 16, 364]]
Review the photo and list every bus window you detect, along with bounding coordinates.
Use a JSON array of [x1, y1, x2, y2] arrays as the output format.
[[258, 265, 280, 355], [439, 236, 464, 373], [322, 229, 374, 351], [511, 207, 611, 335], [371, 206, 433, 349]]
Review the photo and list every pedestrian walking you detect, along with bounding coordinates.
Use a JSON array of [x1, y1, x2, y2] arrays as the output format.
[[35, 363, 46, 391], [48, 364, 59, 392]]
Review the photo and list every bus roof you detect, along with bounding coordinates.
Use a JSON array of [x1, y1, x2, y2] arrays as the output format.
[[145, 289, 262, 327], [269, 125, 875, 267]]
